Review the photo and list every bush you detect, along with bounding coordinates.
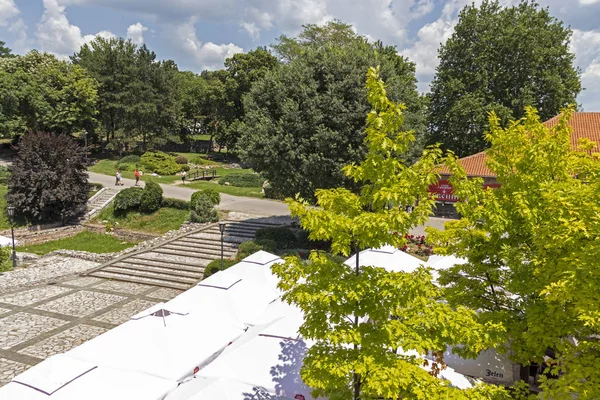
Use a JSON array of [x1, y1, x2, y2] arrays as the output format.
[[0, 166, 10, 185], [140, 151, 180, 175], [0, 246, 12, 272], [175, 156, 188, 165], [140, 182, 163, 213], [236, 240, 276, 259], [191, 189, 220, 209], [113, 187, 144, 214], [180, 164, 190, 172], [161, 198, 191, 210], [117, 155, 140, 166], [219, 173, 265, 187], [203, 258, 237, 278], [189, 193, 218, 223], [255, 226, 300, 249]]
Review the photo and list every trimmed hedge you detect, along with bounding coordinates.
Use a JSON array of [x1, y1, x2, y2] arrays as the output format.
[[191, 189, 220, 209], [161, 197, 191, 210], [113, 187, 143, 214], [203, 258, 237, 278], [140, 151, 180, 175], [255, 226, 302, 249], [236, 240, 277, 260], [190, 193, 218, 223], [140, 182, 163, 213], [219, 173, 264, 188]]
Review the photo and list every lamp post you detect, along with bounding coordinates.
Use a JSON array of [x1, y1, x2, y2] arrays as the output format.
[[7, 206, 16, 270], [219, 221, 226, 270]]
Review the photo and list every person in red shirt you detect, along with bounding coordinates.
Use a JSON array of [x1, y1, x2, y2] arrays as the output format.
[[134, 169, 141, 186]]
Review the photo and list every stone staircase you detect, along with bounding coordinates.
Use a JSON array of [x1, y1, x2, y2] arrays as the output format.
[[85, 219, 286, 290], [86, 188, 120, 219]]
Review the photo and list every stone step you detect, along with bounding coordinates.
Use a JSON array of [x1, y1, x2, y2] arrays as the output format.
[[205, 227, 256, 238], [162, 244, 236, 257], [101, 266, 198, 285], [221, 224, 262, 233], [174, 238, 238, 250], [151, 248, 221, 260], [118, 257, 205, 273], [227, 220, 286, 229], [112, 262, 203, 279], [89, 271, 190, 290], [128, 255, 207, 268], [187, 233, 252, 244]]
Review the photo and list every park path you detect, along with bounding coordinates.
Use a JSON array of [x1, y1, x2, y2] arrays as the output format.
[[87, 171, 291, 216]]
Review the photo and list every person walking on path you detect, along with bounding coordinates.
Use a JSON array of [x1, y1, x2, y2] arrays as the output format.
[[181, 170, 187, 185], [116, 170, 124, 186], [134, 169, 141, 186]]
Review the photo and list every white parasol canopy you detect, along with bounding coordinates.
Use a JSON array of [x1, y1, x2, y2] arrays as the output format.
[[67, 304, 246, 382], [436, 347, 517, 385], [0, 235, 17, 247], [345, 245, 424, 273], [164, 376, 295, 400], [0, 354, 176, 400]]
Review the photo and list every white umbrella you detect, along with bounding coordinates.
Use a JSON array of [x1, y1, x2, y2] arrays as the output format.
[[221, 251, 283, 294], [436, 347, 517, 385], [0, 235, 17, 247], [67, 304, 246, 382], [345, 245, 424, 273], [0, 354, 176, 400], [165, 376, 294, 400]]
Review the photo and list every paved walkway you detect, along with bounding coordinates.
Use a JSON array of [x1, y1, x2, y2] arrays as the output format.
[[87, 172, 291, 216]]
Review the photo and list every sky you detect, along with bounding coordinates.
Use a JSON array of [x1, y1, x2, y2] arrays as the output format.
[[1, 0, 599, 110]]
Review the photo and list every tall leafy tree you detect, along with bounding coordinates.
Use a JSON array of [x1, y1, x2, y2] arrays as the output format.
[[0, 40, 14, 58], [0, 51, 98, 137], [427, 0, 581, 157], [428, 107, 600, 398], [273, 68, 507, 400], [7, 132, 88, 222], [239, 21, 425, 200]]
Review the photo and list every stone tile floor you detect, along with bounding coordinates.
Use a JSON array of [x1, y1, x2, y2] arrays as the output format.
[[0, 273, 183, 387]]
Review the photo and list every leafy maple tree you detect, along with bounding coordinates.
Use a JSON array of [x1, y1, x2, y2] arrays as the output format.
[[272, 67, 507, 400]]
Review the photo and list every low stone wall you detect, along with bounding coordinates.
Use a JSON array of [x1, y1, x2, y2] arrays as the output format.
[[4, 225, 85, 245], [82, 224, 159, 242]]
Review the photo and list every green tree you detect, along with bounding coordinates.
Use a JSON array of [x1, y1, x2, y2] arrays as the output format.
[[7, 132, 88, 222], [427, 0, 581, 157], [427, 107, 600, 398], [238, 21, 425, 200], [0, 40, 14, 58], [273, 67, 507, 400], [0, 51, 98, 137]]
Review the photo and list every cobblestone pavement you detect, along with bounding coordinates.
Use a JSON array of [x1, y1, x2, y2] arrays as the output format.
[[0, 272, 183, 387]]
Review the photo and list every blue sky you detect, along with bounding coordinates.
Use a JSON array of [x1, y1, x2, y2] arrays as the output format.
[[1, 0, 599, 110]]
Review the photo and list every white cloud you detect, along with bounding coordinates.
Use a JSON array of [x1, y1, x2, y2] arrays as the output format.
[[127, 22, 148, 45], [0, 0, 19, 26], [0, 0, 28, 52], [165, 18, 243, 70], [579, 0, 600, 4], [36, 0, 115, 58], [571, 29, 600, 110]]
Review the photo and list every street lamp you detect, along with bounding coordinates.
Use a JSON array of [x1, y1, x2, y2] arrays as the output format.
[[219, 221, 226, 270], [7, 206, 16, 270]]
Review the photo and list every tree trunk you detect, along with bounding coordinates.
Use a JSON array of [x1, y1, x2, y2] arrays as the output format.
[[353, 243, 361, 400]]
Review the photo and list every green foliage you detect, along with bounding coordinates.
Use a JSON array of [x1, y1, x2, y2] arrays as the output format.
[[0, 166, 10, 185], [0, 51, 98, 137], [161, 197, 190, 210], [140, 151, 180, 175], [180, 164, 190, 172], [255, 226, 302, 250], [117, 155, 140, 166], [95, 204, 188, 234], [7, 132, 88, 222], [273, 68, 507, 399], [203, 258, 237, 278], [139, 181, 163, 213], [427, 0, 581, 157], [175, 155, 188, 164], [0, 246, 11, 272], [239, 21, 425, 200], [113, 187, 143, 214], [253, 239, 278, 253], [218, 172, 264, 187], [236, 240, 276, 259], [190, 189, 220, 209], [427, 106, 600, 398], [16, 231, 136, 255], [189, 194, 219, 223], [0, 40, 13, 58]]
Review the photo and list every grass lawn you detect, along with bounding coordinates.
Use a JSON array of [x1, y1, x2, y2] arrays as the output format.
[[95, 205, 189, 234], [186, 180, 264, 198], [17, 231, 136, 255]]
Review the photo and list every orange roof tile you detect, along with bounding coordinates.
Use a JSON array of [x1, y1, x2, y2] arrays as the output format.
[[439, 112, 600, 178]]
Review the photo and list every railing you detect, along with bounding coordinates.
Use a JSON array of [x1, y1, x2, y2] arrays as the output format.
[[189, 169, 218, 181]]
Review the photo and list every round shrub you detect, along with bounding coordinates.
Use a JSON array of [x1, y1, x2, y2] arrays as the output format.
[[203, 258, 237, 278], [254, 239, 277, 253], [237, 241, 266, 260], [189, 193, 218, 223], [175, 155, 188, 165], [113, 187, 143, 214], [140, 151, 180, 175], [117, 155, 140, 166], [180, 164, 190, 172], [161, 197, 191, 210], [255, 226, 299, 249], [219, 173, 265, 187], [190, 189, 220, 209], [140, 181, 163, 213]]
